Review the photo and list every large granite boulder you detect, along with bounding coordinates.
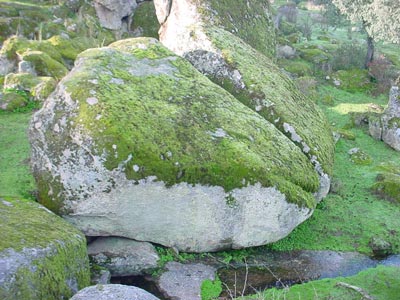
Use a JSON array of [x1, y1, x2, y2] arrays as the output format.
[[369, 86, 400, 151], [30, 38, 324, 252], [154, 0, 334, 200], [0, 197, 90, 300], [70, 284, 160, 300]]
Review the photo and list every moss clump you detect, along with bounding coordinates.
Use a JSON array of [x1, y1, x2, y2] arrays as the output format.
[[0, 197, 90, 300], [4, 73, 41, 91], [372, 169, 400, 203], [201, 277, 223, 300], [279, 59, 313, 77], [47, 35, 99, 61], [22, 50, 68, 80], [299, 47, 333, 64], [348, 148, 372, 165], [131, 1, 160, 39], [332, 69, 374, 93], [0, 91, 29, 111], [336, 128, 356, 140]]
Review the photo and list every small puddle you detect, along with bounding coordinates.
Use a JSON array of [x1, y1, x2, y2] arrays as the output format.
[[218, 250, 400, 296]]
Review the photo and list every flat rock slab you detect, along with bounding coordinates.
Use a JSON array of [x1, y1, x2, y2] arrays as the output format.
[[88, 237, 159, 276], [70, 284, 160, 300], [157, 262, 217, 300]]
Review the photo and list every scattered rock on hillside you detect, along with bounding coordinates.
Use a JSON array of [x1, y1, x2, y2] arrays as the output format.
[[369, 86, 400, 151], [94, 0, 137, 30], [157, 262, 217, 300], [30, 37, 321, 252], [70, 284, 160, 300], [0, 197, 90, 300], [88, 237, 159, 276]]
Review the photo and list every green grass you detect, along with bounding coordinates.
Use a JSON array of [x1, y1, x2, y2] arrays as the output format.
[[268, 86, 400, 255], [248, 265, 400, 300], [0, 111, 36, 199]]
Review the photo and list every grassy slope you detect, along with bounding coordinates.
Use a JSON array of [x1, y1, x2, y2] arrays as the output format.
[[269, 86, 400, 255], [0, 111, 35, 198]]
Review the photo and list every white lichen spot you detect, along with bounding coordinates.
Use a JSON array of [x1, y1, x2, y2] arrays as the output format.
[[63, 149, 72, 159], [35, 121, 42, 129], [90, 90, 96, 95], [208, 128, 227, 138], [137, 43, 147, 50], [109, 78, 125, 85], [88, 79, 98, 85], [95, 114, 102, 120], [133, 165, 140, 172], [302, 142, 311, 154], [167, 151, 172, 157], [255, 105, 263, 112], [274, 118, 280, 123], [175, 162, 180, 166], [86, 97, 98, 106], [283, 123, 302, 143], [112, 145, 117, 150], [54, 123, 60, 133]]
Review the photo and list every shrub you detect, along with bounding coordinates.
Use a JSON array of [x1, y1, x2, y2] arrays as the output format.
[[368, 55, 398, 95], [331, 42, 366, 71]]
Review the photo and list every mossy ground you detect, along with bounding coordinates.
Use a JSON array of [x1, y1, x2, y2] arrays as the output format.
[[247, 265, 400, 300], [268, 86, 400, 255], [0, 111, 35, 199]]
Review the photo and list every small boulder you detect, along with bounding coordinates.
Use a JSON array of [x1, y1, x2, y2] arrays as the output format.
[[94, 0, 137, 30], [277, 45, 296, 59], [157, 262, 217, 300], [0, 90, 28, 111], [0, 197, 90, 300], [369, 237, 393, 258], [88, 237, 159, 276], [369, 86, 400, 151], [70, 284, 160, 300]]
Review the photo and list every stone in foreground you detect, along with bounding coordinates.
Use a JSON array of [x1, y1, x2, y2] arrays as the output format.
[[157, 262, 217, 300], [0, 197, 90, 300], [88, 237, 159, 276], [31, 38, 323, 252], [70, 284, 160, 300]]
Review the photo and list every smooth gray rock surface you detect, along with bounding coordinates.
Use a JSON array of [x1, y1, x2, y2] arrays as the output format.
[[70, 284, 160, 300], [88, 237, 159, 276], [94, 0, 137, 30], [157, 262, 217, 300]]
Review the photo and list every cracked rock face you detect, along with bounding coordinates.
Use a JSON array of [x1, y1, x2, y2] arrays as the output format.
[[30, 37, 322, 252]]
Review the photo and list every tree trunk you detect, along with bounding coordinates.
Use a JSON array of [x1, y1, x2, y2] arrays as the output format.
[[365, 34, 374, 68]]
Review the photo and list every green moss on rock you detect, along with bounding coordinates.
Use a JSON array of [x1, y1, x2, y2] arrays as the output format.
[[0, 197, 90, 300], [0, 91, 28, 111], [32, 38, 323, 209], [22, 50, 68, 80], [206, 27, 334, 176], [131, 1, 160, 39], [205, 0, 276, 58], [372, 167, 400, 203]]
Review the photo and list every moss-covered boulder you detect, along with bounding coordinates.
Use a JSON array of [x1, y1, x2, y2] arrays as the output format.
[[154, 0, 334, 201], [30, 38, 323, 252], [0, 90, 29, 111], [0, 197, 90, 300], [372, 165, 400, 203], [131, 1, 160, 38]]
